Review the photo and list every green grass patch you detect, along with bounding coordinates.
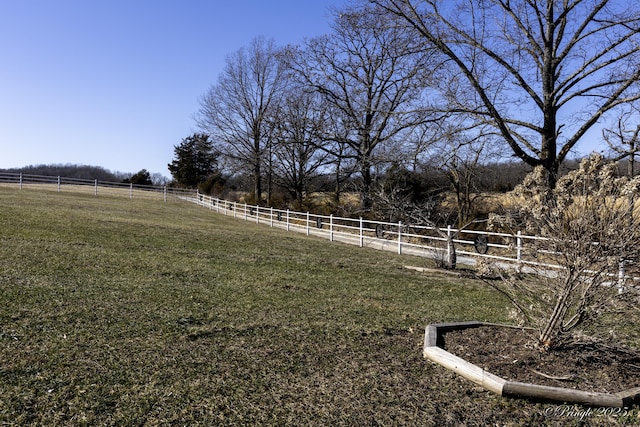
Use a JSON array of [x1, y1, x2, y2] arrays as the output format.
[[3, 187, 632, 425]]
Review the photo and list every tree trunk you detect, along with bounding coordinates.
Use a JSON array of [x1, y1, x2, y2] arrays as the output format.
[[267, 150, 273, 206], [446, 235, 457, 269], [296, 181, 304, 207], [538, 272, 575, 350], [253, 159, 262, 204], [361, 159, 373, 210], [629, 139, 635, 177], [540, 4, 559, 190], [334, 158, 342, 204]]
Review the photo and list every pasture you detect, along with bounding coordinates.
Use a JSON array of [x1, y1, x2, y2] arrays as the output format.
[[0, 188, 635, 425]]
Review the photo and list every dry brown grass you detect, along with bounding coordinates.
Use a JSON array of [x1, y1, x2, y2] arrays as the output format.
[[1, 188, 637, 425]]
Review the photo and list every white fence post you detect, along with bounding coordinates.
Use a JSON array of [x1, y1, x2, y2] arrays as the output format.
[[256, 205, 260, 224], [306, 212, 310, 236], [516, 231, 522, 264], [286, 210, 290, 232], [618, 258, 626, 294], [270, 207, 274, 227], [447, 225, 452, 262], [398, 221, 402, 255], [359, 217, 364, 248], [94, 179, 98, 196], [330, 214, 334, 242], [57, 176, 61, 193], [19, 173, 23, 190], [129, 183, 133, 200]]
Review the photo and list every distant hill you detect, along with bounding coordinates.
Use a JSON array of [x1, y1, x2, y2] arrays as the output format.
[[0, 164, 127, 182]]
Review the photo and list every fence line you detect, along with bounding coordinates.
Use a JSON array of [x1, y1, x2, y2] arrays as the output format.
[[188, 192, 559, 273], [0, 172, 196, 201], [190, 193, 640, 291], [2, 172, 634, 288]]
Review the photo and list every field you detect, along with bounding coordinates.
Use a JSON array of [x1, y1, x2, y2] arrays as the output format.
[[0, 188, 637, 426]]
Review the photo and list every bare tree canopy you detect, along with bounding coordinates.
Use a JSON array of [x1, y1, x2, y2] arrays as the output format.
[[602, 106, 640, 177], [271, 89, 331, 206], [196, 36, 287, 203], [371, 0, 640, 187], [289, 5, 438, 208]]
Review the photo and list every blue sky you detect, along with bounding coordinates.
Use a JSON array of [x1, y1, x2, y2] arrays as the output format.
[[0, 0, 347, 177]]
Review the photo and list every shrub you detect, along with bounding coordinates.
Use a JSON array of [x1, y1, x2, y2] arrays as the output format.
[[488, 154, 640, 350]]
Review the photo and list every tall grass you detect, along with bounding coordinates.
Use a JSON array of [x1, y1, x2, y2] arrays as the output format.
[[0, 188, 532, 425]]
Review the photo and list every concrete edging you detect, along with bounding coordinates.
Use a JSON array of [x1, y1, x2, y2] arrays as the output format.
[[423, 321, 640, 408]]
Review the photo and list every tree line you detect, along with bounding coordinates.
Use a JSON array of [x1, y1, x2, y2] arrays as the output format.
[[168, 0, 640, 224]]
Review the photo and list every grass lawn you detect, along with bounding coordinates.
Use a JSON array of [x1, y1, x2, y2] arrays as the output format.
[[0, 187, 636, 426]]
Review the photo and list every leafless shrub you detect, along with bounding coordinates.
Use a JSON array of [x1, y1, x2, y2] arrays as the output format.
[[370, 180, 457, 268], [487, 154, 640, 350]]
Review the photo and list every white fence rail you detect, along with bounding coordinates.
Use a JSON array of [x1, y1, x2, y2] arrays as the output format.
[[2, 172, 634, 286], [0, 172, 196, 201], [190, 192, 557, 272], [190, 193, 639, 291]]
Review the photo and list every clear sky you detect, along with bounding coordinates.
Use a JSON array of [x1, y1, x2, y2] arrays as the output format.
[[0, 0, 347, 177]]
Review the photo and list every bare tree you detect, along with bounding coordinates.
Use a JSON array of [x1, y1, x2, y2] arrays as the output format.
[[603, 108, 640, 178], [441, 141, 487, 227], [371, 177, 458, 268], [289, 5, 438, 209], [196, 37, 287, 204], [487, 155, 640, 350], [372, 0, 640, 188], [151, 173, 169, 187], [271, 89, 331, 207], [425, 121, 502, 226]]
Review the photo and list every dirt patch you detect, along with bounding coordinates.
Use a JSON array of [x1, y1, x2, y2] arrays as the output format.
[[444, 325, 640, 393]]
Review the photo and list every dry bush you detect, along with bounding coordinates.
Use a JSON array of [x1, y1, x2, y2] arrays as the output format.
[[487, 154, 640, 350]]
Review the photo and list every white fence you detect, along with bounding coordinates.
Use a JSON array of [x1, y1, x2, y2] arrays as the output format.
[[2, 172, 634, 284], [0, 172, 196, 201], [189, 192, 557, 272], [190, 194, 640, 290]]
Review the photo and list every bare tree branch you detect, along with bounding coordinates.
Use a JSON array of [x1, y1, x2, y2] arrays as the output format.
[[372, 0, 640, 188]]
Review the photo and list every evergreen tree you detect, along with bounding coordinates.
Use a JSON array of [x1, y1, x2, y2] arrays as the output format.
[[125, 169, 153, 186], [168, 134, 218, 188]]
